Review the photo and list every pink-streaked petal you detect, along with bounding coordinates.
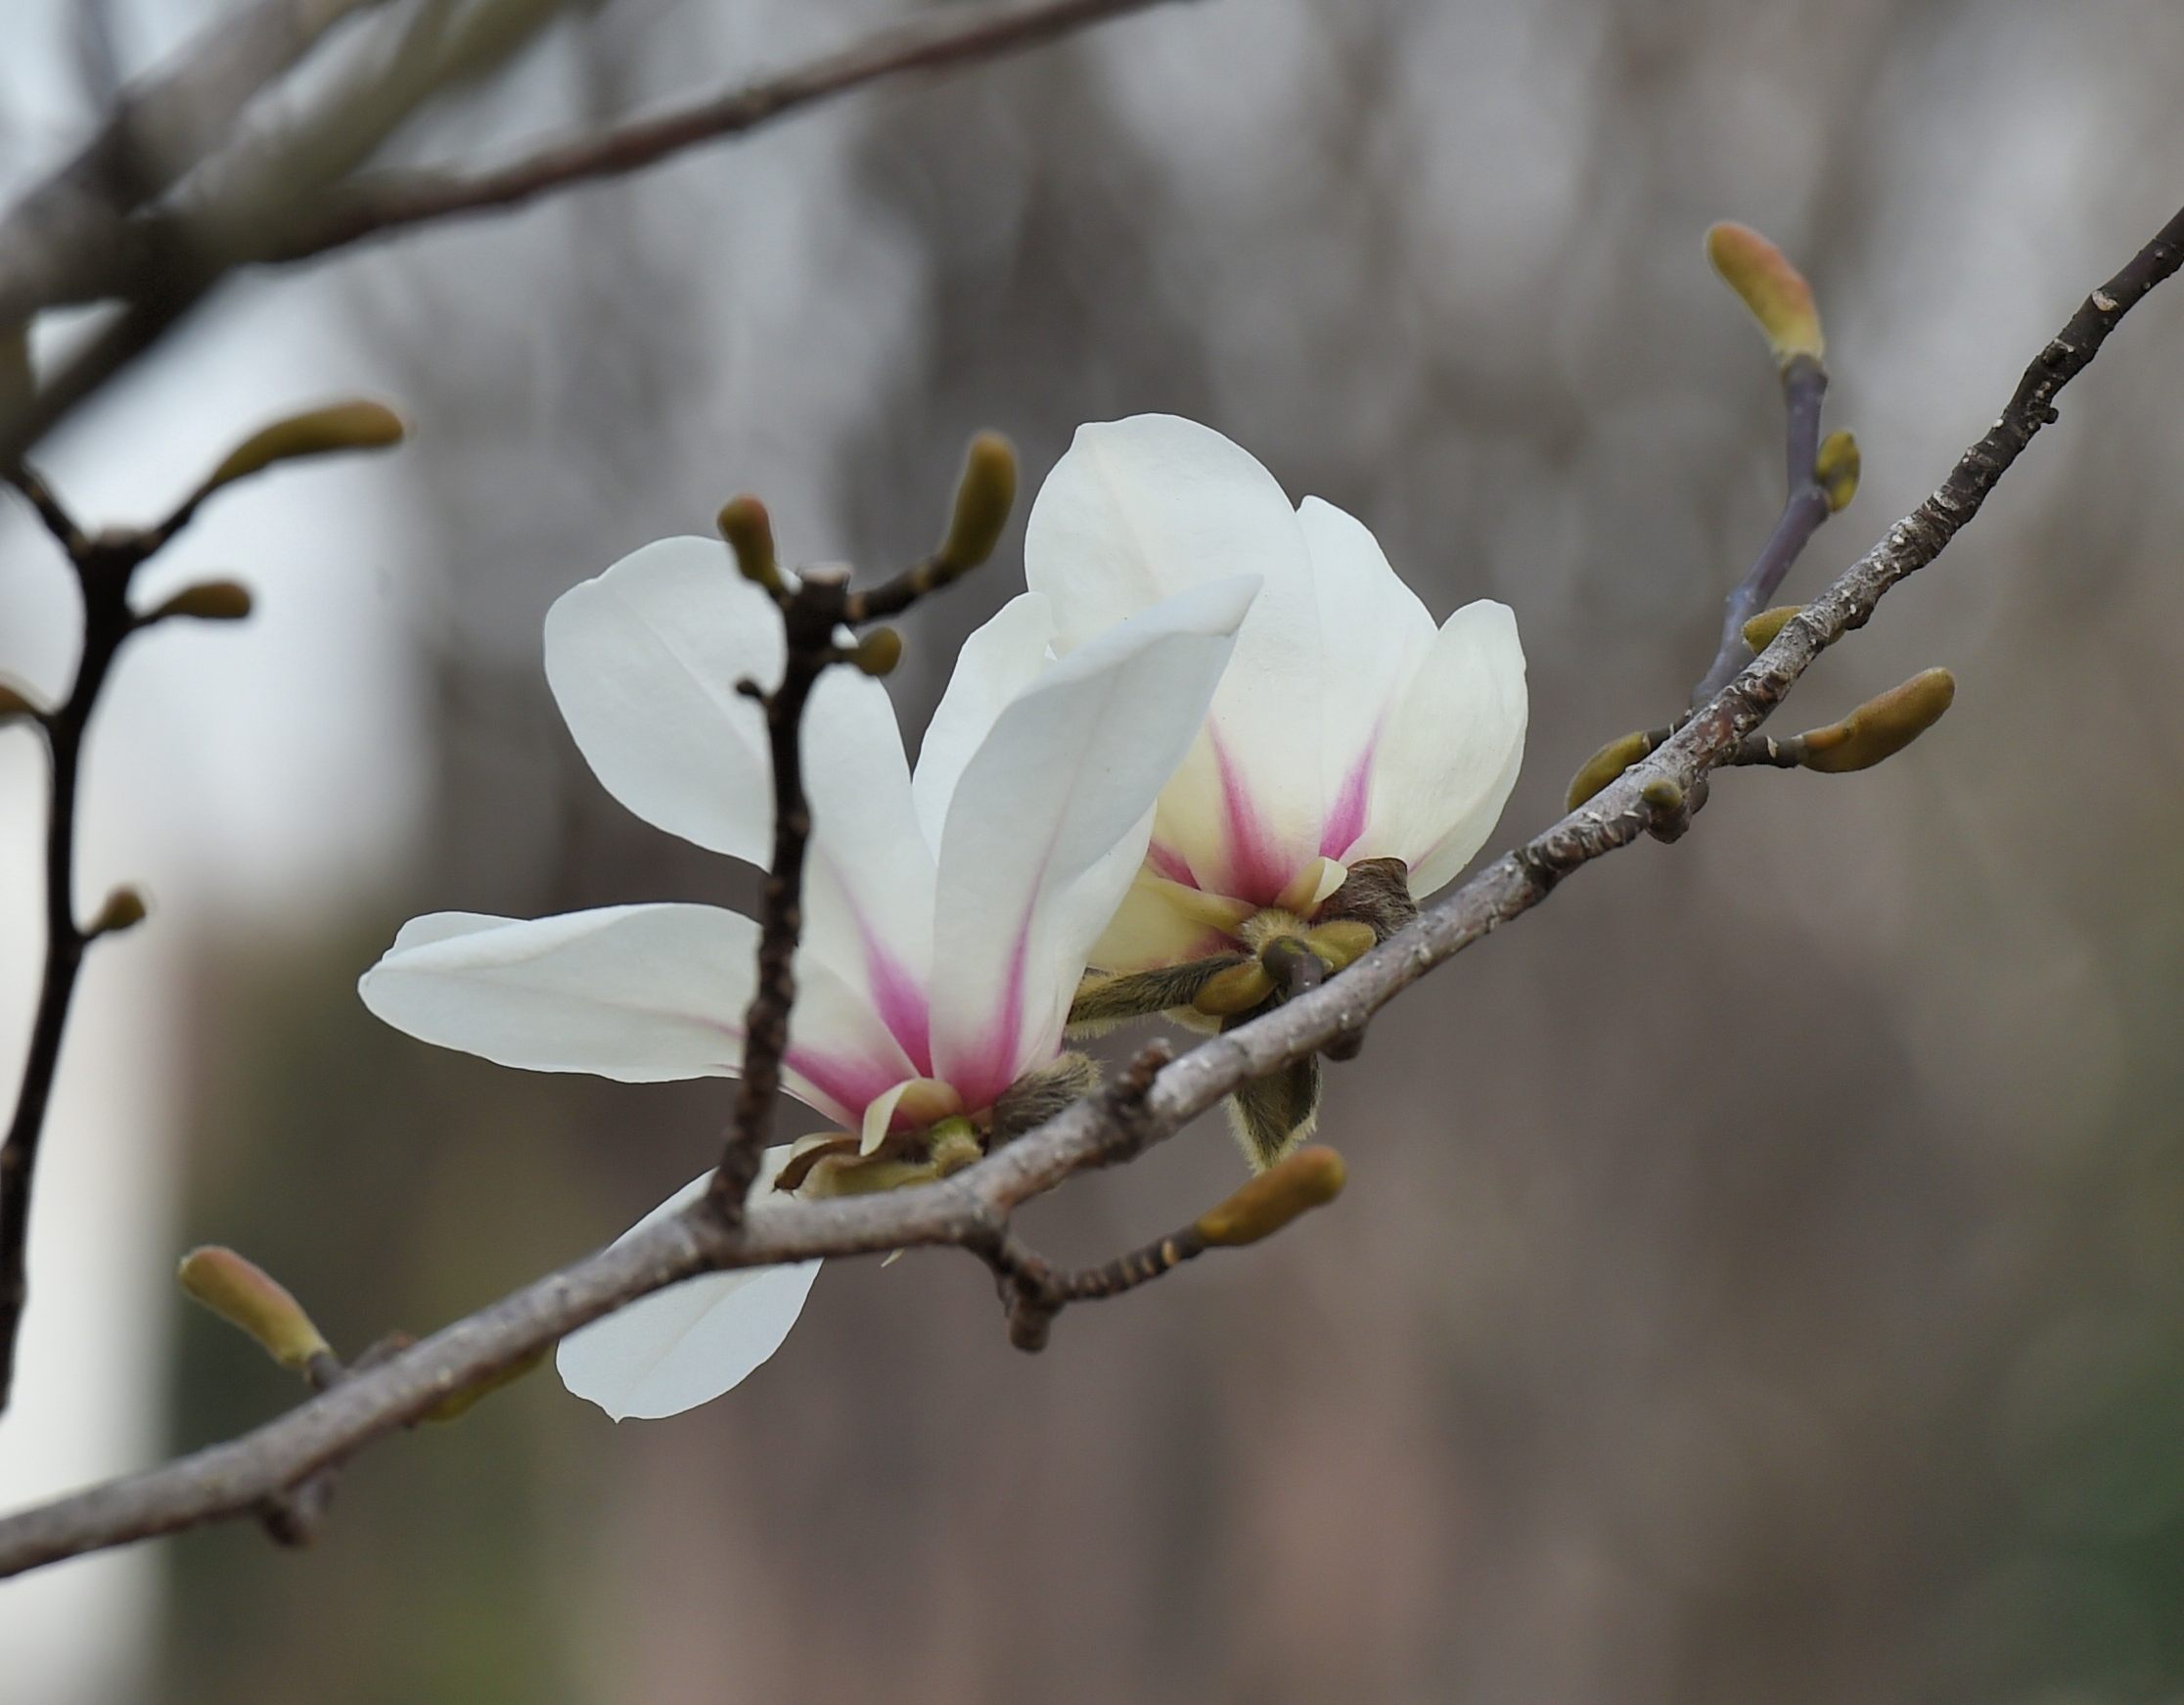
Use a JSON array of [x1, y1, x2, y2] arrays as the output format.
[[556, 1155, 820, 1420], [1025, 416, 1325, 887], [357, 904, 914, 1126], [931, 577, 1255, 1106], [1357, 599, 1527, 898]]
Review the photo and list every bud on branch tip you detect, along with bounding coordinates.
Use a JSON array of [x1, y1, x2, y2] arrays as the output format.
[[938, 433, 1018, 571], [1196, 1146, 1347, 1247], [198, 400, 405, 500], [1796, 668, 1956, 773], [146, 579, 252, 623], [176, 1247, 331, 1372], [88, 887, 147, 938], [716, 495, 781, 592], [1706, 221, 1824, 370], [852, 627, 903, 676]]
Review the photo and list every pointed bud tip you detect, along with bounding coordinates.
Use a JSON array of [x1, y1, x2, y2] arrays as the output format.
[[1197, 1145, 1347, 1248], [148, 579, 252, 623], [937, 432, 1018, 571], [88, 886, 148, 937], [1706, 221, 1824, 368], [1567, 729, 1658, 810], [715, 496, 781, 589], [203, 400, 405, 495], [1742, 605, 1803, 653], [177, 1246, 330, 1371], [1816, 430, 1859, 512], [1798, 668, 1956, 773], [852, 627, 903, 676]]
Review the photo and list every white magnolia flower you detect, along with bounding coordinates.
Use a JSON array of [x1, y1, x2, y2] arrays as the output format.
[[360, 537, 1254, 1418], [1024, 413, 1528, 975]]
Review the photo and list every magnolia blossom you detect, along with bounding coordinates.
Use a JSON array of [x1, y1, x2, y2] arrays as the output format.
[[1024, 414, 1528, 975], [360, 537, 1253, 1418]]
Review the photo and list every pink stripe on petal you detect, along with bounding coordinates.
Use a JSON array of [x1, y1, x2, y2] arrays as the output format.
[[1146, 840, 1198, 887], [784, 1044, 917, 1127], [862, 937, 933, 1075], [949, 898, 1035, 1114], [1320, 735, 1379, 858], [1212, 732, 1294, 907]]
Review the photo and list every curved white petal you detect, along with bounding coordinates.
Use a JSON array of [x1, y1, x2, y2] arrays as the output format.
[[1354, 600, 1528, 897], [1295, 497, 1438, 853], [358, 904, 914, 1124], [545, 537, 936, 1069], [1025, 416, 1323, 899], [544, 537, 784, 865], [930, 576, 1255, 1106], [910, 592, 1057, 852], [557, 1161, 821, 1420]]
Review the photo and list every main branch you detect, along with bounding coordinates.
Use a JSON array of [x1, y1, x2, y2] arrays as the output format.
[[0, 200, 2174, 1580]]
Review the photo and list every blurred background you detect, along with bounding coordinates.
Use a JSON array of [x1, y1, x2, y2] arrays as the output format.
[[5, 0, 2184, 1699]]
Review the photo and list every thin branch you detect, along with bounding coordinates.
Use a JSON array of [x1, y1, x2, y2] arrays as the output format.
[[268, 0, 1180, 263], [1693, 354, 1833, 704], [0, 496, 151, 1407], [2, 199, 2176, 1584]]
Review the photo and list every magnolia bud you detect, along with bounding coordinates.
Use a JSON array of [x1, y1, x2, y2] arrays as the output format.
[[1742, 605, 1802, 652], [421, 1344, 549, 1422], [1193, 958, 1275, 1018], [87, 886, 148, 937], [0, 679, 41, 721], [1567, 729, 1660, 810], [200, 400, 404, 497], [1797, 668, 1956, 773], [146, 579, 252, 623], [1816, 430, 1859, 512], [1196, 1145, 1346, 1247], [1706, 222, 1824, 370], [177, 1246, 331, 1372], [937, 433, 1017, 571], [1640, 777, 1684, 811], [1299, 918, 1376, 974], [716, 495, 780, 590], [852, 626, 903, 676]]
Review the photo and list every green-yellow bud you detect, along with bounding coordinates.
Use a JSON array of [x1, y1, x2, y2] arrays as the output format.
[[1706, 221, 1824, 369], [937, 432, 1017, 571], [421, 1344, 549, 1422], [1196, 1145, 1347, 1247], [1193, 958, 1275, 1018], [1640, 777, 1684, 811], [716, 495, 780, 590], [852, 626, 903, 676], [1567, 729, 1659, 810], [1797, 668, 1957, 773], [146, 579, 252, 623], [1300, 918, 1377, 974], [1816, 430, 1859, 512], [0, 679, 41, 720], [1742, 605, 1802, 653], [88, 886, 148, 937], [177, 1246, 331, 1372], [200, 400, 405, 496]]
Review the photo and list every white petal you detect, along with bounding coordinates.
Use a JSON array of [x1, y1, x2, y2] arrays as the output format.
[[930, 576, 1254, 1106], [1024, 416, 1324, 899], [545, 537, 936, 1070], [909, 592, 1057, 852], [1085, 872, 1254, 973], [556, 1161, 821, 1420], [1295, 497, 1438, 852], [1355, 600, 1528, 898], [358, 904, 914, 1124], [543, 537, 783, 865]]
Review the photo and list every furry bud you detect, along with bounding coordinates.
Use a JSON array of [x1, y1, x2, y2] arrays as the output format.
[[177, 1246, 331, 1372], [1797, 668, 1957, 773], [1816, 430, 1859, 512], [1567, 729, 1661, 809], [852, 627, 902, 676], [1706, 222, 1824, 369], [87, 886, 148, 937], [1196, 1146, 1347, 1246], [716, 496, 781, 591], [938, 433, 1017, 571], [201, 401, 404, 496], [146, 579, 252, 623], [1742, 605, 1802, 652]]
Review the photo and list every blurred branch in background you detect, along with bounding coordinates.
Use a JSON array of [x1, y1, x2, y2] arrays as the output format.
[[0, 193, 2176, 1581]]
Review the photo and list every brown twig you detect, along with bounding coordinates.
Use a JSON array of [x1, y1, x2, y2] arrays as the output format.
[[1694, 354, 1834, 703], [0, 199, 2176, 1584]]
